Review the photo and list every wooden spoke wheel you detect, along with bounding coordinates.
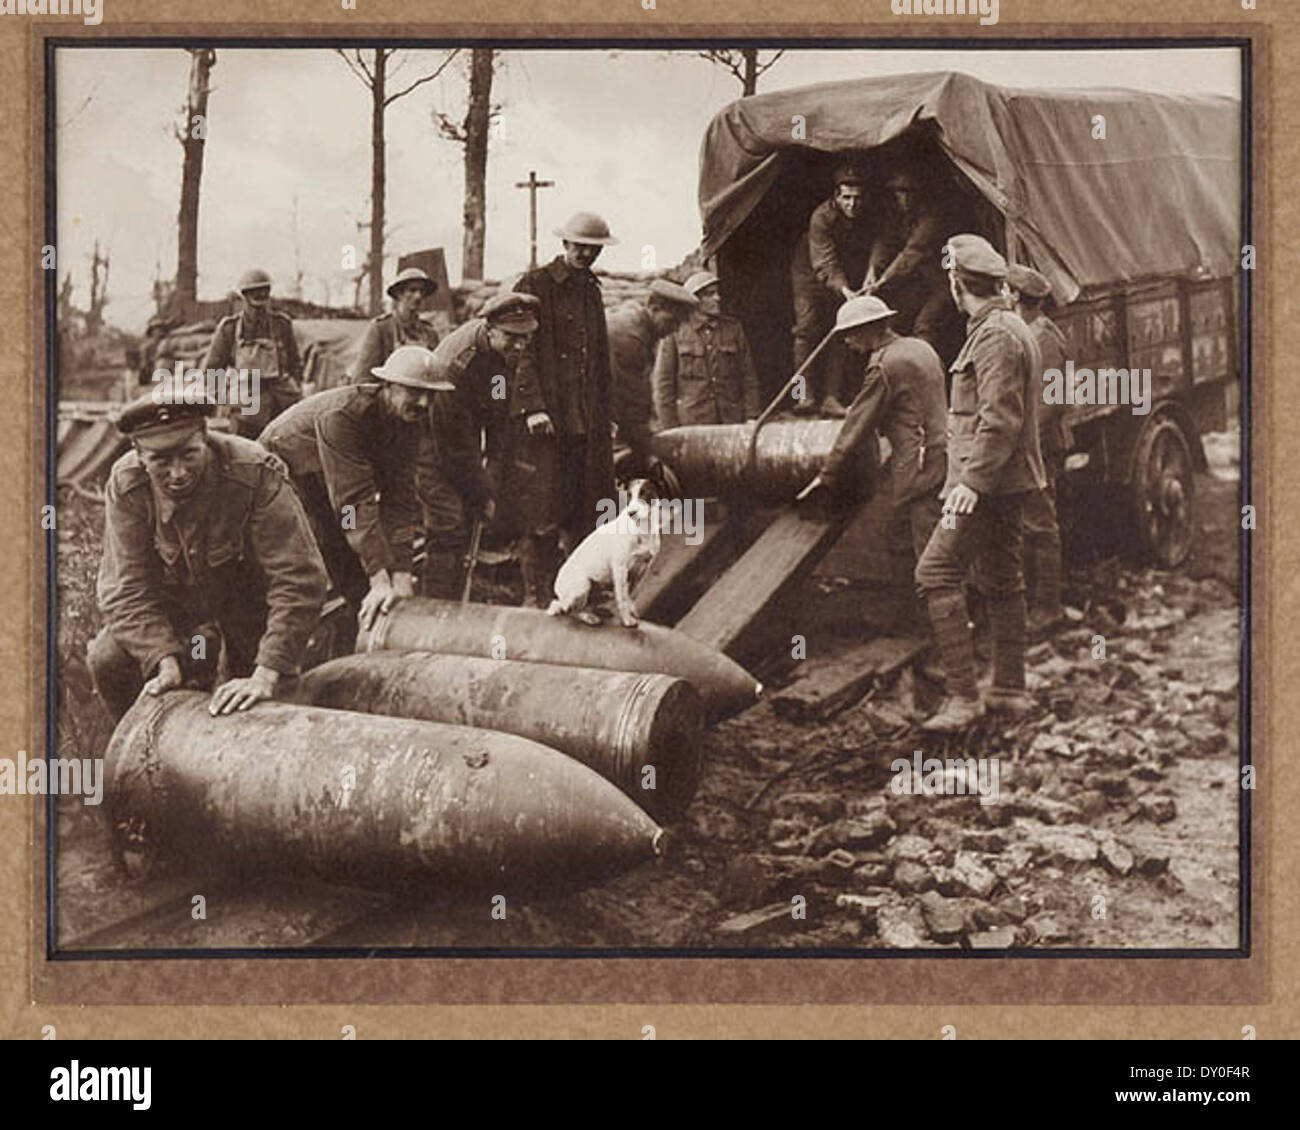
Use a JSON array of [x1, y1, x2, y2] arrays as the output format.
[[1131, 415, 1196, 568]]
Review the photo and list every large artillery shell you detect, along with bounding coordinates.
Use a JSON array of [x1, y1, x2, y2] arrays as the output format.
[[651, 420, 862, 502], [104, 691, 663, 895], [358, 598, 761, 721], [292, 652, 703, 817]]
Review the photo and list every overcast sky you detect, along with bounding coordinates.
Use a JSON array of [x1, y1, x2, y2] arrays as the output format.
[[55, 44, 1241, 332]]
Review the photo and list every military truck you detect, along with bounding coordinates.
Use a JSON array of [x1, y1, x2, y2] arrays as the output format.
[[697, 71, 1242, 567]]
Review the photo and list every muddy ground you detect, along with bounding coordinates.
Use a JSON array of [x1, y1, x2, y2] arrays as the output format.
[[51, 435, 1244, 952]]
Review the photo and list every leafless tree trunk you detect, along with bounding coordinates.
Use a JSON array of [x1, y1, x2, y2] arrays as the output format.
[[697, 48, 784, 96], [337, 48, 461, 314], [434, 49, 498, 283], [175, 48, 216, 311], [87, 241, 109, 334]]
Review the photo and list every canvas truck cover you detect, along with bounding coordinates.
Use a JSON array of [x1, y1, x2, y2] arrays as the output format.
[[699, 71, 1240, 302]]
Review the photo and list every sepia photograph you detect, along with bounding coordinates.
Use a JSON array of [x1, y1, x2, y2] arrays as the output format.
[[44, 39, 1247, 957]]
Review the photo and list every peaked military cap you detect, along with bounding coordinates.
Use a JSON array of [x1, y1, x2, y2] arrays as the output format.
[[1006, 263, 1052, 299], [116, 390, 215, 449], [947, 233, 1007, 280], [480, 291, 541, 333]]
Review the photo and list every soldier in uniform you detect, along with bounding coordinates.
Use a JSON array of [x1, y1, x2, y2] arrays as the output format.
[[606, 278, 698, 476], [200, 268, 303, 438], [653, 271, 760, 430], [260, 346, 454, 642], [351, 267, 441, 380], [88, 395, 328, 722], [1007, 263, 1070, 634], [798, 295, 948, 566], [863, 168, 957, 359], [509, 211, 619, 607], [789, 163, 874, 418], [914, 235, 1046, 731], [419, 292, 542, 599]]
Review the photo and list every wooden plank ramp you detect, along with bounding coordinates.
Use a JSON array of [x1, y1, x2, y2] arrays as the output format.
[[674, 503, 864, 662], [769, 635, 928, 722]]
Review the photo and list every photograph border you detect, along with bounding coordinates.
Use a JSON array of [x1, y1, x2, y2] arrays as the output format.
[[16, 19, 1269, 1016]]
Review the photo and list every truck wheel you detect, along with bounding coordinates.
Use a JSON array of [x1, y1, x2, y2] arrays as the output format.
[[1131, 415, 1195, 568]]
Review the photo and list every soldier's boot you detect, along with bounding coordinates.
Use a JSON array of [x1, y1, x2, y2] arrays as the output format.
[[517, 535, 540, 608], [1026, 545, 1066, 639], [920, 591, 984, 732], [820, 395, 849, 419], [421, 547, 465, 602], [986, 594, 1036, 718]]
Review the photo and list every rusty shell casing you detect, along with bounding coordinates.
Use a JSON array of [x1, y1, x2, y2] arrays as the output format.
[[104, 691, 663, 895], [292, 652, 703, 818], [651, 420, 849, 502], [358, 598, 761, 722]]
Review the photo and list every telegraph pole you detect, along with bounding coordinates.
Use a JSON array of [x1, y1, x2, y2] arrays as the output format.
[[514, 170, 554, 269]]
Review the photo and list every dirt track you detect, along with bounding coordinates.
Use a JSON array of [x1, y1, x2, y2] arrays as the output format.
[[51, 445, 1244, 952]]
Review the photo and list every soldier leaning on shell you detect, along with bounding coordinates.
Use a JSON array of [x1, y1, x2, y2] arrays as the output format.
[[260, 346, 454, 644], [88, 394, 328, 721]]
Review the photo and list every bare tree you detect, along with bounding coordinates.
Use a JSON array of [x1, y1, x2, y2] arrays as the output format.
[[336, 48, 461, 314], [174, 47, 216, 312], [87, 241, 110, 335], [697, 48, 785, 96], [434, 48, 498, 283]]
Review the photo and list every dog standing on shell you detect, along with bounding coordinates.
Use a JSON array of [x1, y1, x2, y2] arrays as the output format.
[[548, 480, 662, 628]]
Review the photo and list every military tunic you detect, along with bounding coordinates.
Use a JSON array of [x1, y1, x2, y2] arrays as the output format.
[[416, 319, 515, 594], [605, 302, 662, 473], [511, 256, 615, 539], [89, 430, 328, 719], [259, 385, 424, 607], [653, 311, 760, 429], [820, 330, 948, 559], [351, 311, 440, 383], [917, 296, 1045, 604], [201, 308, 304, 437], [790, 198, 873, 403]]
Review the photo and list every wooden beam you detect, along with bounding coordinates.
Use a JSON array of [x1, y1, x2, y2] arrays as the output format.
[[770, 635, 929, 722], [675, 503, 862, 659]]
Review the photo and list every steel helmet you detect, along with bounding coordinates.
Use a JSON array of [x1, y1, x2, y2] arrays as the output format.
[[236, 268, 273, 294], [386, 267, 437, 299], [370, 345, 456, 391], [684, 271, 720, 296], [833, 295, 897, 334], [553, 211, 619, 246]]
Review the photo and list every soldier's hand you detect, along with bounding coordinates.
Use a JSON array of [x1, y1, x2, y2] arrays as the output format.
[[946, 483, 980, 516], [796, 474, 833, 520], [209, 666, 280, 716], [479, 498, 497, 523], [143, 656, 184, 697], [358, 569, 397, 629], [526, 412, 555, 437]]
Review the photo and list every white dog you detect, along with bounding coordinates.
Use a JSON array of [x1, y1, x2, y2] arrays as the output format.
[[548, 479, 662, 628]]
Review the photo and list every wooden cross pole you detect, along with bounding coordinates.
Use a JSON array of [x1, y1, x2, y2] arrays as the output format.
[[514, 170, 555, 269]]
